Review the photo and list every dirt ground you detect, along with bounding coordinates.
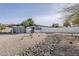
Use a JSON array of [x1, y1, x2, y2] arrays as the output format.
[[0, 33, 46, 56], [21, 33, 79, 56], [0, 33, 79, 56]]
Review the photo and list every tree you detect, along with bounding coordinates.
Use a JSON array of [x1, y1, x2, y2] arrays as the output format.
[[21, 18, 34, 26], [0, 24, 6, 30], [72, 14, 79, 25], [63, 20, 71, 27], [62, 4, 79, 25]]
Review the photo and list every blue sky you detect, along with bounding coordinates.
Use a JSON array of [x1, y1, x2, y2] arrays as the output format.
[[0, 3, 73, 26]]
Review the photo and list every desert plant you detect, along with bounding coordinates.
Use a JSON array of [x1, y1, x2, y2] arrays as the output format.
[[63, 20, 71, 27], [0, 24, 6, 30]]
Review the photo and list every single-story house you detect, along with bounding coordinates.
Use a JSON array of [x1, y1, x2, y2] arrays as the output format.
[[12, 26, 26, 34], [11, 25, 42, 34]]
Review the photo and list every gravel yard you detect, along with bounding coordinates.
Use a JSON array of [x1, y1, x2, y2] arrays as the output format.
[[0, 33, 46, 56], [21, 33, 79, 56], [0, 33, 79, 56]]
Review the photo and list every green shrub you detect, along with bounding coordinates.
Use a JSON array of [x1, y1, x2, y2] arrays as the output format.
[[0, 24, 6, 30]]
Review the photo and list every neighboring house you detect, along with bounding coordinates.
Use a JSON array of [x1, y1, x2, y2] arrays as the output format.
[[12, 26, 26, 34], [52, 24, 59, 28], [12, 26, 36, 34], [11, 25, 51, 34]]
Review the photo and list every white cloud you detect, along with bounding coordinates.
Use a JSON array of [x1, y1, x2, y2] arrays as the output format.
[[33, 13, 63, 26]]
